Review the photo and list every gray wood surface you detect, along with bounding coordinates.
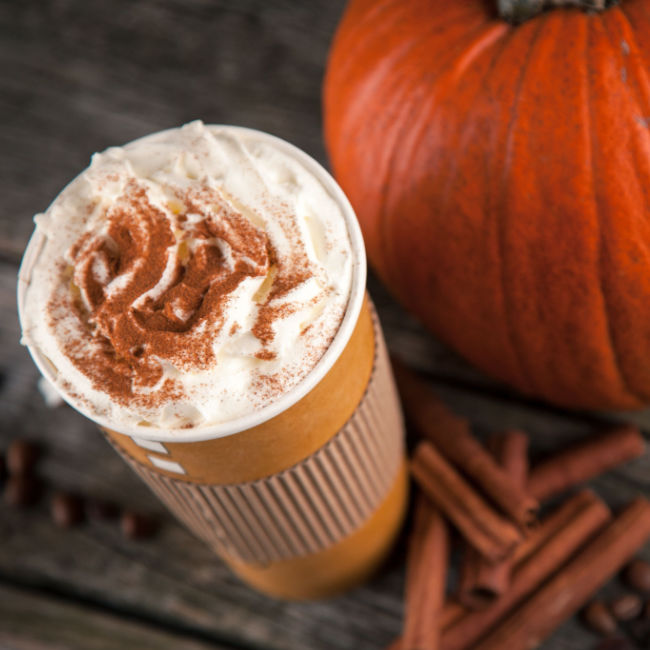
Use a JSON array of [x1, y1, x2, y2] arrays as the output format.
[[0, 583, 235, 650], [2, 1, 650, 649]]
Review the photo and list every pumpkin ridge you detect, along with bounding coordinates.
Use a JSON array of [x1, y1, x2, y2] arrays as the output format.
[[495, 15, 548, 397], [380, 20, 509, 299], [621, 0, 650, 34], [596, 7, 650, 404], [426, 27, 516, 388], [440, 22, 510, 85], [434, 23, 513, 205], [439, 26, 513, 227], [585, 14, 644, 406], [372, 24, 470, 278], [600, 9, 650, 224], [324, 0, 409, 92], [616, 4, 650, 249], [612, 6, 650, 112]]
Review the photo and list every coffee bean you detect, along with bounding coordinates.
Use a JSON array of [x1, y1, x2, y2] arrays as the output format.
[[610, 594, 643, 621], [121, 512, 157, 540], [0, 454, 5, 484], [624, 559, 650, 593], [6, 439, 40, 476], [85, 499, 119, 521], [645, 600, 650, 619], [584, 600, 618, 636], [51, 492, 84, 528], [3, 475, 41, 507]]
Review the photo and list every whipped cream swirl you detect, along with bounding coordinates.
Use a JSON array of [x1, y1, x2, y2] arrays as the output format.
[[19, 122, 355, 431]]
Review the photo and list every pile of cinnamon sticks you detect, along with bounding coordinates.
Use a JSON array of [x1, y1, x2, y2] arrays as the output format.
[[392, 363, 650, 650]]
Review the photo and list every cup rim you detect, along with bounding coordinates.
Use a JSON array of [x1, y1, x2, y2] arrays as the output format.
[[17, 124, 367, 443]]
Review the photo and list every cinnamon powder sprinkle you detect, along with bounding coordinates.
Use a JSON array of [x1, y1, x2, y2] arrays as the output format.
[[50, 181, 271, 408], [254, 349, 277, 361], [46, 176, 340, 416]]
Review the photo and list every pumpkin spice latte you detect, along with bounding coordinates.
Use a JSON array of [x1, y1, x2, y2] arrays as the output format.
[[18, 122, 407, 598]]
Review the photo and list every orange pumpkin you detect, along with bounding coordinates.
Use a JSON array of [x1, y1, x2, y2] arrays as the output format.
[[324, 0, 650, 410]]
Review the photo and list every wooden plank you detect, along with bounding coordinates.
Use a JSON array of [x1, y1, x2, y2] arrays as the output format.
[[0, 582, 235, 650], [0, 496, 405, 650], [0, 0, 347, 260]]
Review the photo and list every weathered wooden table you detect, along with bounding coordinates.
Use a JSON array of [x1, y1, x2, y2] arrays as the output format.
[[2, 2, 649, 648]]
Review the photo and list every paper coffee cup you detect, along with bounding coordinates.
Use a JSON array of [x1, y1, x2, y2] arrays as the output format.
[[18, 126, 407, 599]]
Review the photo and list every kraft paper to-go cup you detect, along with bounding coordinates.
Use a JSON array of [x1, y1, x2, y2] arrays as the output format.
[[17, 126, 408, 599]]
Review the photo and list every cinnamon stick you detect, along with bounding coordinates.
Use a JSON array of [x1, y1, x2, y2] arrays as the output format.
[[527, 425, 645, 501], [440, 487, 602, 631], [457, 431, 529, 609], [440, 601, 465, 631], [411, 441, 522, 562], [473, 497, 650, 650], [394, 361, 538, 526], [441, 490, 611, 650], [510, 488, 599, 566], [402, 495, 449, 650]]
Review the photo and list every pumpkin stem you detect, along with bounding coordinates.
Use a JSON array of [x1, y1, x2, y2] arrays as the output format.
[[498, 0, 619, 23]]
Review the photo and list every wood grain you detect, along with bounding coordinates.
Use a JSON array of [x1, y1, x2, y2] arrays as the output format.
[[0, 583, 234, 650], [0, 0, 344, 260]]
